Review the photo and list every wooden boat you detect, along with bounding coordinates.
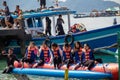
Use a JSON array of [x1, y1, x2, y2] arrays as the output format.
[[0, 7, 119, 53]]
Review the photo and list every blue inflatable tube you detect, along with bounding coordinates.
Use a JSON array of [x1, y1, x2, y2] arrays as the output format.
[[12, 68, 112, 79]]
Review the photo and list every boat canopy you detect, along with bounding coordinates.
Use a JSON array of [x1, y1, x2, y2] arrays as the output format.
[[0, 9, 76, 19]]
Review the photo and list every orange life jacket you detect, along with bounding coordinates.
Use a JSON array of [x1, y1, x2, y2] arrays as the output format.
[[78, 48, 83, 58], [41, 46, 49, 59], [28, 46, 38, 55], [27, 50, 31, 59], [52, 47, 59, 57], [84, 49, 91, 61], [63, 47, 71, 59]]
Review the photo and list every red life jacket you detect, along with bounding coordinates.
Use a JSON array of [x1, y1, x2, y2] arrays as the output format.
[[27, 50, 31, 59], [17, 9, 22, 16], [78, 48, 83, 58], [84, 49, 91, 61], [52, 47, 59, 57], [41, 46, 49, 62], [63, 47, 71, 59], [28, 46, 38, 55]]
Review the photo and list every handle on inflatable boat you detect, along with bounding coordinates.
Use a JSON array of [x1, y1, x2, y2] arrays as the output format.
[[117, 32, 120, 80], [64, 68, 68, 80], [94, 48, 117, 56]]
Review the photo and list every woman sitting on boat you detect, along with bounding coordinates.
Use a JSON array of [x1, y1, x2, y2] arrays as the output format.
[[22, 41, 38, 68], [33, 41, 53, 68], [51, 43, 62, 69], [62, 43, 73, 68], [72, 42, 83, 70], [81, 43, 95, 70]]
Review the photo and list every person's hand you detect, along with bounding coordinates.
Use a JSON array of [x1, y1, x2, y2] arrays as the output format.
[[1, 50, 6, 55]]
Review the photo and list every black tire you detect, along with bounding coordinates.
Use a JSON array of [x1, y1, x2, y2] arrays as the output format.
[[64, 34, 74, 45]]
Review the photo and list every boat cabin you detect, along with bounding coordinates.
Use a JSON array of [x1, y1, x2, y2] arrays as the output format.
[[0, 8, 76, 37]]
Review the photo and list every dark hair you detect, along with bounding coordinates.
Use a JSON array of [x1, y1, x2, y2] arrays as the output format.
[[30, 41, 35, 45], [84, 43, 91, 49], [46, 17, 49, 20], [43, 40, 47, 45], [59, 14, 62, 17], [16, 5, 19, 8], [52, 43, 58, 47], [3, 1, 7, 4], [74, 41, 82, 49], [64, 43, 70, 47], [9, 48, 14, 51]]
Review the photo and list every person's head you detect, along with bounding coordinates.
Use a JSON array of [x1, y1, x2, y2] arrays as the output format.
[[64, 43, 70, 50], [46, 17, 49, 21], [42, 41, 48, 48], [83, 43, 90, 50], [59, 15, 62, 18], [29, 41, 35, 48], [51, 43, 58, 50], [16, 5, 20, 10], [74, 41, 82, 49], [3, 1, 7, 6], [8, 48, 14, 55]]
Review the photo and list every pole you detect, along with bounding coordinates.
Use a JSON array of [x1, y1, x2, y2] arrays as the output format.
[[67, 13, 71, 33], [64, 68, 68, 80], [118, 32, 120, 80], [52, 16, 56, 36]]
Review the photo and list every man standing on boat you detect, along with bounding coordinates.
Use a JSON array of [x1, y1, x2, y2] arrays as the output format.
[[45, 17, 52, 36], [38, 0, 46, 9], [56, 15, 65, 35]]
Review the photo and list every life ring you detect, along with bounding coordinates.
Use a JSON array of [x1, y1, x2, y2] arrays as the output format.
[[64, 34, 74, 45]]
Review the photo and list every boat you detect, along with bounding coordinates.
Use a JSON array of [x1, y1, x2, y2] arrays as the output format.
[[13, 62, 118, 80], [0, 7, 120, 53], [73, 13, 89, 18]]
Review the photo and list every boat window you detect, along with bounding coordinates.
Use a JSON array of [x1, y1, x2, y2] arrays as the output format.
[[35, 18, 43, 27], [27, 18, 33, 28]]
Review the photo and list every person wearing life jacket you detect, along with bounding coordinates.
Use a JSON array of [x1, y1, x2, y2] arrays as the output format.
[[33, 40, 53, 68], [14, 5, 22, 16], [72, 41, 83, 70], [51, 43, 62, 69], [62, 43, 73, 68], [81, 43, 95, 70], [22, 41, 38, 67], [71, 24, 77, 33], [70, 24, 80, 33]]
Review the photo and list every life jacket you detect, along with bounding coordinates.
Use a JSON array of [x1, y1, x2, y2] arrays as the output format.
[[26, 49, 36, 60], [63, 47, 71, 59], [52, 47, 60, 57], [17, 9, 22, 16], [41, 46, 50, 62], [27, 50, 31, 59], [84, 49, 91, 61], [28, 46, 38, 55], [77, 48, 83, 58], [71, 25, 77, 33]]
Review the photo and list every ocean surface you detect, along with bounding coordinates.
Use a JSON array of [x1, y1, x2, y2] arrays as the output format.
[[0, 16, 119, 80]]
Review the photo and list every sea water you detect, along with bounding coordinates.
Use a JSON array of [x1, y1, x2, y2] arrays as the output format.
[[0, 16, 119, 80]]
